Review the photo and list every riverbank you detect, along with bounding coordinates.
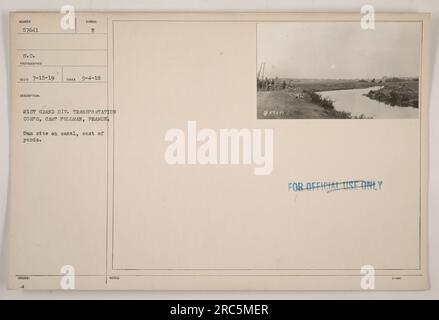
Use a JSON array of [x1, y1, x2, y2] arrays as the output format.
[[257, 77, 420, 119], [257, 90, 351, 119], [364, 79, 419, 108], [307, 90, 351, 118], [319, 86, 419, 119]]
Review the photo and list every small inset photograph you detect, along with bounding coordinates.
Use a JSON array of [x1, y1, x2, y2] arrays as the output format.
[[257, 22, 421, 119]]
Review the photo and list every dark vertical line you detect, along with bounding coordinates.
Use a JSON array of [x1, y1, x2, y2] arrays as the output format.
[[112, 21, 115, 270], [256, 23, 258, 119], [105, 16, 109, 285], [418, 20, 424, 270]]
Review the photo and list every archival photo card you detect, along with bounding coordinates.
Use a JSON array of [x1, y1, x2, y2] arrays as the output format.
[[257, 22, 422, 119], [8, 12, 429, 291]]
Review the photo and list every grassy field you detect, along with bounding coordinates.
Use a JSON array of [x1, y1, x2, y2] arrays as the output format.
[[282, 78, 379, 92], [257, 90, 351, 119]]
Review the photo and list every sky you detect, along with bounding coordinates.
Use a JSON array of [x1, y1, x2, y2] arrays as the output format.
[[257, 22, 421, 79]]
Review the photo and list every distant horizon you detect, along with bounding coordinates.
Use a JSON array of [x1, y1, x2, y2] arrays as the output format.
[[258, 22, 421, 79], [260, 76, 420, 80]]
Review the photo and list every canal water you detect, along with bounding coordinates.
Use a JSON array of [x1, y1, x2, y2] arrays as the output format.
[[320, 86, 419, 119]]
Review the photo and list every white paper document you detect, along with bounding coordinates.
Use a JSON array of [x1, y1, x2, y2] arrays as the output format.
[[8, 12, 430, 290]]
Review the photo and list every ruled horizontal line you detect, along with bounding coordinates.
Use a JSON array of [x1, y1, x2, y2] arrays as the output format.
[[17, 33, 107, 35], [17, 81, 107, 84], [16, 48, 107, 51], [18, 65, 107, 67], [16, 274, 425, 277]]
